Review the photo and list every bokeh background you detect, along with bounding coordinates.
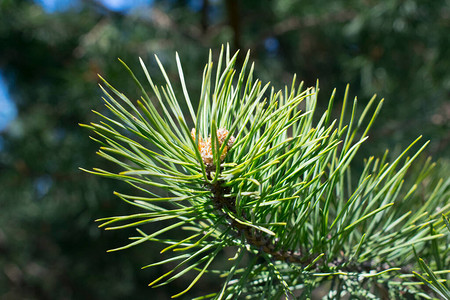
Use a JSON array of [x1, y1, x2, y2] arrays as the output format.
[[0, 0, 449, 299]]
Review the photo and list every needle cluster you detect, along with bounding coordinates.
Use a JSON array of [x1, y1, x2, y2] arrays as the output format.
[[82, 46, 449, 299]]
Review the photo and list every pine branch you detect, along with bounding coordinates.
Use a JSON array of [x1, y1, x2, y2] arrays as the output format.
[[82, 45, 450, 299]]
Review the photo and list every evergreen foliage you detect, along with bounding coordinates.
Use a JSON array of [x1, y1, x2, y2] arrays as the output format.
[[1, 1, 449, 298], [83, 46, 449, 299]]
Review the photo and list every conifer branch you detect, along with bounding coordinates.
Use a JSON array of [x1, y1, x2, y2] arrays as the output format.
[[83, 45, 449, 298]]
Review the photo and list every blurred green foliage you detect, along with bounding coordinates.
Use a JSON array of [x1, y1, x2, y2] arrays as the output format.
[[0, 0, 448, 298]]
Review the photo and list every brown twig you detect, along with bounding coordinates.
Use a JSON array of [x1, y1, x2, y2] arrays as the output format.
[[208, 176, 314, 265]]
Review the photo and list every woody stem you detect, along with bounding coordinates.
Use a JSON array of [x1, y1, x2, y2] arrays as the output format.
[[208, 177, 314, 265]]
